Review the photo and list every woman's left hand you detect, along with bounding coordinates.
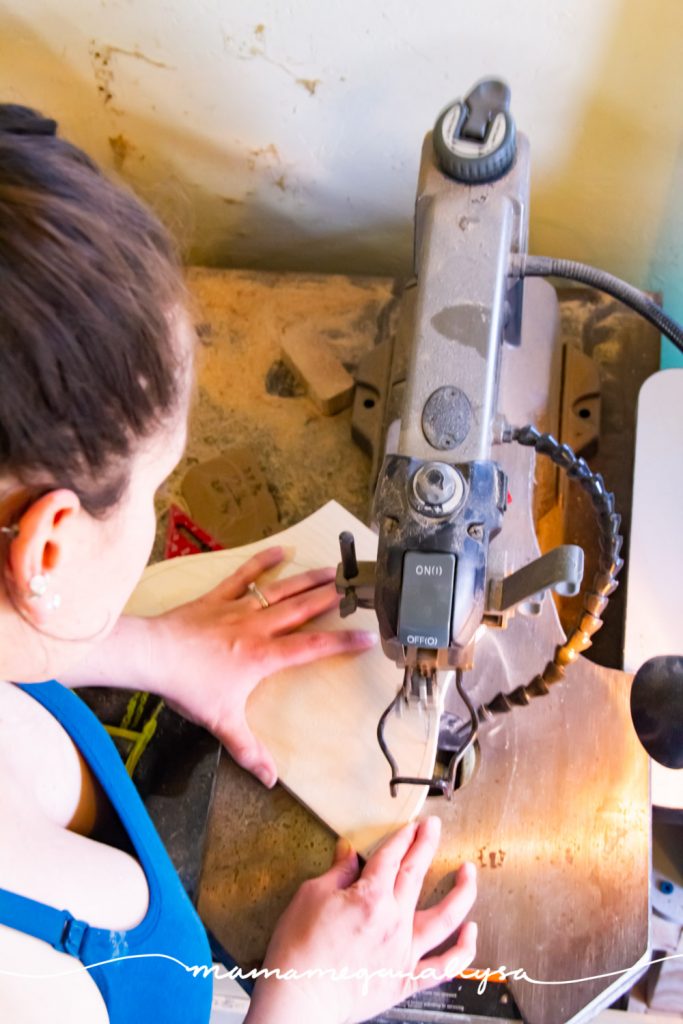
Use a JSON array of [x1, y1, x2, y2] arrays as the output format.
[[145, 546, 378, 787]]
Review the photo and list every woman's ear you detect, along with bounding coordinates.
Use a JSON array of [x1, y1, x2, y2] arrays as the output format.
[[6, 490, 81, 617]]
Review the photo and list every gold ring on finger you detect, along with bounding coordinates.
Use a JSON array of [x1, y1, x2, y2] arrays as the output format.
[[248, 581, 270, 609]]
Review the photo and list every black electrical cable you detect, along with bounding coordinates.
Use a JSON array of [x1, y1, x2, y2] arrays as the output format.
[[515, 254, 683, 356]]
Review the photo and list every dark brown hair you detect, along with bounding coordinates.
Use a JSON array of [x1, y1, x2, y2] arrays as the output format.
[[0, 104, 185, 515]]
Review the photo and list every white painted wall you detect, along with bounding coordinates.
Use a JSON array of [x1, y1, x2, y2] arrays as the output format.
[[2, 0, 683, 346]]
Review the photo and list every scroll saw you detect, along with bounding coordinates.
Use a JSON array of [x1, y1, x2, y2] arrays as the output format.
[[338, 79, 683, 1022], [125, 77, 683, 1024]]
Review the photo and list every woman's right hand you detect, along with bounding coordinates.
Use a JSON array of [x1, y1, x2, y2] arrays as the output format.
[[245, 816, 477, 1024]]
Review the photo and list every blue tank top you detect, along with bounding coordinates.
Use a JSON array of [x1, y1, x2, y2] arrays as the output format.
[[0, 681, 213, 1023]]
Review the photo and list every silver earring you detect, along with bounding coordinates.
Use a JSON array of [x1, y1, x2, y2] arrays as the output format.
[[28, 573, 61, 613], [28, 573, 49, 598], [0, 525, 19, 538]]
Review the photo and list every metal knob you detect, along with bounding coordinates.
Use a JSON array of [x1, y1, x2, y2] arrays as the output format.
[[630, 656, 683, 770], [410, 462, 465, 516], [339, 531, 359, 580]]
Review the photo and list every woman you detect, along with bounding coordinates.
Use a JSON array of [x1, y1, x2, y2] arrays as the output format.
[[0, 106, 477, 1023]]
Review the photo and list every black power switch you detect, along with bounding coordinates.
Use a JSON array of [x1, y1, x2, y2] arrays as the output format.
[[398, 552, 456, 649]]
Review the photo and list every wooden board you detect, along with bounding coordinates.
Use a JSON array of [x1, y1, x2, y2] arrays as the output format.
[[126, 501, 444, 856]]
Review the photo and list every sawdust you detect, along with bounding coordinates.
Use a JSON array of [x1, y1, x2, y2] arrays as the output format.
[[90, 41, 170, 107], [108, 133, 134, 171], [296, 77, 321, 96], [152, 268, 394, 560]]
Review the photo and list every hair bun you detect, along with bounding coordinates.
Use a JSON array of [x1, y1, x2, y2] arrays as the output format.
[[0, 104, 57, 137]]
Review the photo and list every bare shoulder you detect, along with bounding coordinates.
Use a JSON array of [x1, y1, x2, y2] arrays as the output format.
[[0, 925, 109, 1024], [0, 681, 87, 828], [0, 681, 150, 1023]]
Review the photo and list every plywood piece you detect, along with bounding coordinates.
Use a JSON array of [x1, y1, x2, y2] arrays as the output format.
[[126, 501, 443, 856], [181, 448, 279, 547], [281, 331, 355, 415]]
